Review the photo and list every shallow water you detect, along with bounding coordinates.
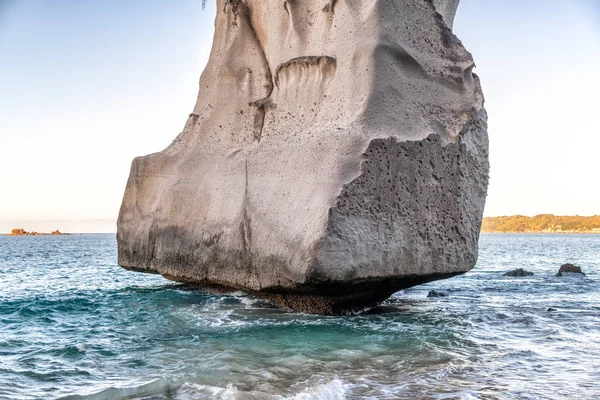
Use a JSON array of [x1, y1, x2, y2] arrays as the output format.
[[0, 233, 598, 399]]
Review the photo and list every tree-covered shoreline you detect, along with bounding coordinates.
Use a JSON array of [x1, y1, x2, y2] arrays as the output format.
[[482, 215, 600, 233]]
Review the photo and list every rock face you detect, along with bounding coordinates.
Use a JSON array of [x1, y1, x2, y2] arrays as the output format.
[[503, 268, 534, 277], [556, 264, 585, 277], [117, 0, 489, 314]]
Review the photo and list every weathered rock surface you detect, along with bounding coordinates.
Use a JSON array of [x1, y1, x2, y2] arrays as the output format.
[[117, 0, 489, 314], [503, 268, 534, 277], [556, 264, 585, 277]]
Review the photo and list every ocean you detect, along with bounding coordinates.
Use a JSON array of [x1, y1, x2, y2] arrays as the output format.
[[0, 233, 598, 400]]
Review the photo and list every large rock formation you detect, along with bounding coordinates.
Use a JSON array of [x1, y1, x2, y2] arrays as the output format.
[[117, 0, 488, 314]]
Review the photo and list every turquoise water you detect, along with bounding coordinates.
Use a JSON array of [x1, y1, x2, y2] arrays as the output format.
[[0, 234, 598, 399]]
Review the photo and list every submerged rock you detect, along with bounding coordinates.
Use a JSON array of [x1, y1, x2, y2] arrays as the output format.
[[556, 263, 585, 277], [427, 290, 448, 298], [503, 268, 534, 277], [117, 0, 489, 314]]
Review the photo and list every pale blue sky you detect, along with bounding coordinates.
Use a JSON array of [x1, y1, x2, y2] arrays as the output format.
[[1, 0, 599, 232]]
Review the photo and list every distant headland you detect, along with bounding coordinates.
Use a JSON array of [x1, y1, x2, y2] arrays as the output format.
[[5, 228, 69, 236], [482, 215, 600, 233]]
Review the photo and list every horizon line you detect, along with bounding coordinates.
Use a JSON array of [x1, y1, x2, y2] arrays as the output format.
[[3, 213, 599, 223]]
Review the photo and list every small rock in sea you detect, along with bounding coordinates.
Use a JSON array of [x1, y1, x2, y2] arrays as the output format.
[[547, 308, 557, 312], [556, 263, 586, 277], [503, 268, 534, 277], [427, 290, 447, 298]]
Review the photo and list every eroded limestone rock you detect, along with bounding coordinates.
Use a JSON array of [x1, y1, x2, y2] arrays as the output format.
[[117, 0, 489, 314]]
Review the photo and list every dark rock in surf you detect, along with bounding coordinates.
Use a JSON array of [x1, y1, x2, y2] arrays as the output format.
[[427, 290, 447, 298], [503, 268, 534, 277], [556, 263, 585, 277]]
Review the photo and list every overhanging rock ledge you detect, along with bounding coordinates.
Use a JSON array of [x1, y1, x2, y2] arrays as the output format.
[[117, 0, 489, 314]]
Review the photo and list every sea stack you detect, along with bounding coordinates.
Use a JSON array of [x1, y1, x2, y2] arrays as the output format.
[[117, 0, 489, 314]]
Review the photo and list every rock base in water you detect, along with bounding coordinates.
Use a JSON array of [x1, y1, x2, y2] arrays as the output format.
[[154, 270, 461, 314]]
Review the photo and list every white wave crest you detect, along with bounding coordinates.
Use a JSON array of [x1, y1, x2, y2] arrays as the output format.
[[286, 379, 345, 400], [173, 379, 345, 400]]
